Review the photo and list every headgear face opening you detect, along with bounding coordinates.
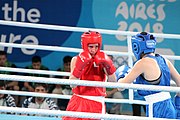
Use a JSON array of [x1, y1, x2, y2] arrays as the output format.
[[81, 31, 102, 52], [131, 32, 156, 60]]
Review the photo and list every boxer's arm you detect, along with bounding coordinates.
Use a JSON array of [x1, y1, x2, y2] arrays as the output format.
[[118, 60, 143, 83], [69, 57, 79, 88], [69, 56, 78, 80]]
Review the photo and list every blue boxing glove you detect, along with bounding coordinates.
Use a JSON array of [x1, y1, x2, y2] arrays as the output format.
[[115, 65, 131, 81], [175, 95, 180, 119]]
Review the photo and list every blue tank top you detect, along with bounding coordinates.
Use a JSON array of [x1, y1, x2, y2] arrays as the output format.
[[135, 54, 171, 96]]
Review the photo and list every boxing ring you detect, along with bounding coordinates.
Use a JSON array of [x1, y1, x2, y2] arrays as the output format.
[[0, 20, 180, 120]]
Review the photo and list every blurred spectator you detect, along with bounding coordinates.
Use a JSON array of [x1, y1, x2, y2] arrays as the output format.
[[22, 83, 58, 116], [52, 55, 72, 110], [0, 80, 16, 107], [20, 55, 50, 106], [23, 55, 50, 92], [106, 55, 123, 115], [0, 51, 19, 106]]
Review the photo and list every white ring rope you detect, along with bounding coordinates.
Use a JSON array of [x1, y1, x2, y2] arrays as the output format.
[[1, 20, 180, 39], [0, 106, 176, 120], [0, 90, 148, 105], [0, 67, 70, 76], [0, 66, 177, 86], [0, 89, 71, 100], [0, 74, 179, 93], [0, 42, 131, 56], [0, 42, 180, 60]]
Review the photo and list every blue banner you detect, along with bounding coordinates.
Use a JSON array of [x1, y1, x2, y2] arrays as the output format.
[[0, 0, 82, 69], [0, 0, 180, 71]]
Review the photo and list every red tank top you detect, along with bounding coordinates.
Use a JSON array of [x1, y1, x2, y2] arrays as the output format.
[[73, 60, 106, 96]]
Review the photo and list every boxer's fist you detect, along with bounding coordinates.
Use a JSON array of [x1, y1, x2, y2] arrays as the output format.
[[115, 65, 131, 81], [94, 52, 116, 75], [72, 51, 92, 78]]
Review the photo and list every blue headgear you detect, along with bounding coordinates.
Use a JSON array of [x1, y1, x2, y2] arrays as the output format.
[[131, 32, 156, 60]]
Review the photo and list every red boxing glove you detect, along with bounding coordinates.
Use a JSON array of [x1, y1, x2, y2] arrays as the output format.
[[72, 51, 92, 78], [94, 52, 116, 75]]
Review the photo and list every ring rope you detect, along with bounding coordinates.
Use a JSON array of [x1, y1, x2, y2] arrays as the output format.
[[1, 20, 180, 39], [0, 43, 131, 56], [0, 67, 176, 86], [0, 67, 70, 76], [0, 42, 180, 60], [0, 74, 179, 93], [0, 89, 148, 105], [0, 106, 176, 120]]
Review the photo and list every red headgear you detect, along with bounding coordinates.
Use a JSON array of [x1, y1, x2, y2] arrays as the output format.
[[81, 31, 102, 52]]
